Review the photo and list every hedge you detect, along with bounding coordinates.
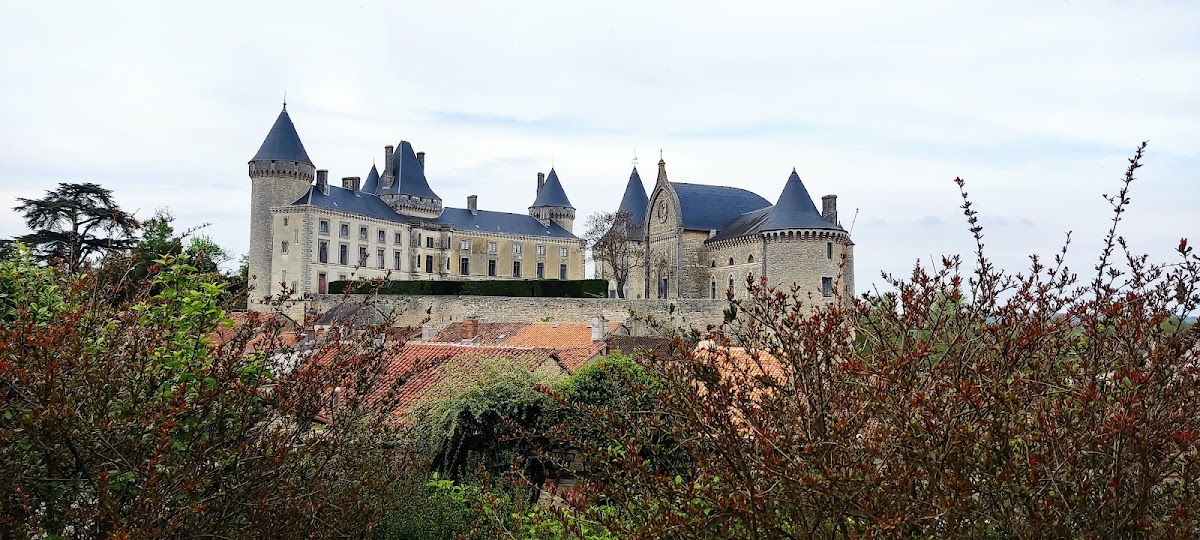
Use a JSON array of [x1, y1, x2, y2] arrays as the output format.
[[328, 279, 608, 298]]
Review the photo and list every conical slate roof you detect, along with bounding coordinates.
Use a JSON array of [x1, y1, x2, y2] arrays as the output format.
[[758, 169, 841, 232], [531, 168, 573, 208], [250, 106, 313, 165], [361, 164, 380, 194], [379, 141, 439, 200], [616, 167, 648, 226]]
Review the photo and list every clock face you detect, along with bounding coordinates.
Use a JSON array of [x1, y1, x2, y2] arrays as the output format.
[[658, 201, 668, 222]]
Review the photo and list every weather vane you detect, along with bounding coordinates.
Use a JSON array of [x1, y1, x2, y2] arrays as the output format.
[[632, 147, 638, 167]]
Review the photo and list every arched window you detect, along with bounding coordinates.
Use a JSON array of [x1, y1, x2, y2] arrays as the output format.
[[728, 274, 735, 291], [728, 257, 734, 266], [711, 280, 717, 299], [710, 259, 716, 268], [747, 254, 754, 264]]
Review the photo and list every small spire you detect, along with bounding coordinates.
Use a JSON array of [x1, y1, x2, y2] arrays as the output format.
[[282, 91, 287, 111], [656, 153, 668, 183], [632, 147, 638, 168]]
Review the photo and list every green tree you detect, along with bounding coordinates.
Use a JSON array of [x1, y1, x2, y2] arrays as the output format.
[[13, 182, 140, 272], [0, 253, 416, 538]]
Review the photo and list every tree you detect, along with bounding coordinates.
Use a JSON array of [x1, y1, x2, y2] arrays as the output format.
[[13, 182, 140, 272], [539, 143, 1200, 538], [583, 210, 645, 298], [0, 252, 419, 538]]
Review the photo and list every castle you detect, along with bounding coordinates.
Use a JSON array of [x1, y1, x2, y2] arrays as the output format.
[[246, 105, 584, 309], [600, 160, 854, 302], [246, 105, 853, 312]]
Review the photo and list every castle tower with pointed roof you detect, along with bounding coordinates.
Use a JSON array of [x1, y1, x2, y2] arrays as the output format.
[[528, 168, 576, 233], [248, 104, 316, 303]]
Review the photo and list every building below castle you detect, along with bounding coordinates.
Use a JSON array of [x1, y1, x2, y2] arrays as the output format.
[[599, 158, 854, 303], [246, 106, 584, 310]]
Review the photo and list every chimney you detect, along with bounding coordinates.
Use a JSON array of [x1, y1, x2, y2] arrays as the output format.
[[383, 145, 395, 178], [316, 169, 329, 195], [415, 151, 425, 168], [590, 315, 607, 342], [342, 176, 361, 192], [467, 195, 478, 215], [537, 172, 546, 193], [462, 317, 479, 341], [821, 194, 838, 225]]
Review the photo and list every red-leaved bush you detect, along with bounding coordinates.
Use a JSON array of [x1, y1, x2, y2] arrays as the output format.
[[546, 142, 1199, 539]]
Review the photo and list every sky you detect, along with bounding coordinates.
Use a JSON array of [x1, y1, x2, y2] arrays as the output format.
[[1, 1, 1197, 297]]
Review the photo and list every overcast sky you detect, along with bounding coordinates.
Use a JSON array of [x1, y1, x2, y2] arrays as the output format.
[[1, 1, 1196, 295]]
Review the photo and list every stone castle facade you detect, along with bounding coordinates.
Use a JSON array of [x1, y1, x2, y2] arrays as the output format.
[[598, 158, 854, 303], [247, 106, 584, 310]]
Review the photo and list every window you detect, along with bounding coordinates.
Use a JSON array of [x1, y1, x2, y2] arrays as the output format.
[[536, 245, 546, 256], [748, 254, 754, 264], [827, 242, 833, 259], [729, 275, 735, 291], [425, 255, 433, 273], [378, 230, 385, 243], [339, 244, 348, 265], [560, 247, 568, 258], [488, 259, 497, 276], [394, 232, 403, 245], [319, 220, 330, 235], [536, 262, 545, 279], [711, 280, 717, 299], [711, 260, 716, 267], [281, 269, 286, 284], [461, 239, 471, 251], [512, 244, 522, 255], [512, 261, 521, 277], [318, 240, 329, 263], [460, 257, 470, 275], [318, 272, 327, 294], [377, 249, 385, 269], [339, 223, 349, 237], [283, 217, 289, 226], [358, 246, 368, 266], [394, 250, 402, 270], [487, 241, 497, 253], [426, 236, 434, 248], [822, 277, 834, 297], [728, 257, 734, 266], [559, 263, 567, 280], [280, 241, 289, 254]]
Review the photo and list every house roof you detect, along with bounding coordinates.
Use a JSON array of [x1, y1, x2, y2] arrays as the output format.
[[531, 169, 574, 208], [429, 321, 608, 373], [250, 106, 313, 166], [672, 182, 772, 231], [437, 207, 576, 238], [290, 184, 414, 222], [378, 141, 440, 200], [616, 167, 649, 227], [707, 170, 842, 243], [361, 164, 381, 195], [605, 335, 676, 360]]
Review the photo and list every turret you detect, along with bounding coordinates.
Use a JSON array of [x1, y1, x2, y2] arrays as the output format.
[[378, 141, 441, 218], [247, 104, 315, 308], [528, 168, 576, 233]]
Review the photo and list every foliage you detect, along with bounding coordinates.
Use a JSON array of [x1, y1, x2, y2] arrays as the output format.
[[0, 253, 418, 538], [0, 244, 66, 326], [584, 210, 646, 298], [332, 278, 608, 298], [12, 182, 140, 272], [539, 142, 1200, 538], [407, 359, 556, 482]]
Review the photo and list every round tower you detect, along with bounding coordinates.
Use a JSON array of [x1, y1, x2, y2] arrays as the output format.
[[528, 168, 576, 233], [247, 104, 315, 307]]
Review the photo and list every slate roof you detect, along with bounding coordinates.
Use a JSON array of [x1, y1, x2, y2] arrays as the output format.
[[616, 167, 649, 226], [361, 164, 381, 195], [672, 183, 771, 231], [707, 170, 842, 243], [251, 106, 313, 165], [531, 169, 574, 208], [378, 141, 440, 200], [438, 208, 576, 238], [290, 184, 414, 223]]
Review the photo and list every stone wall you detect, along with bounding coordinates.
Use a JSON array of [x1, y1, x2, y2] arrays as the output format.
[[311, 293, 731, 333]]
